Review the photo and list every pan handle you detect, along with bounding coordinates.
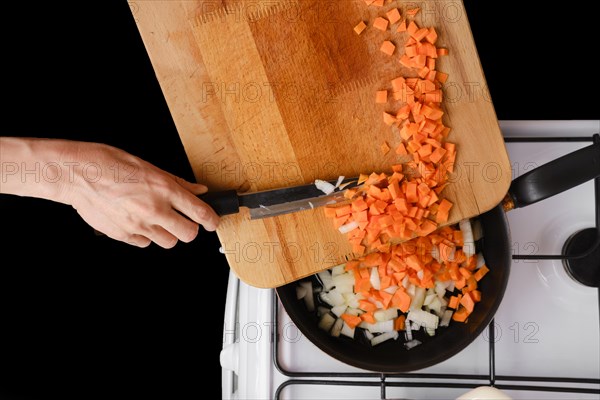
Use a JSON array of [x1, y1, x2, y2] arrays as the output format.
[[507, 134, 600, 210]]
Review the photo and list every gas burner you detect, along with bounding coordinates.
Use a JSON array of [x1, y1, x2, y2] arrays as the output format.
[[562, 228, 600, 288]]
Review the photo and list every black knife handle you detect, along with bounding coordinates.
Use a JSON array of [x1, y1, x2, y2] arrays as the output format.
[[199, 190, 240, 216]]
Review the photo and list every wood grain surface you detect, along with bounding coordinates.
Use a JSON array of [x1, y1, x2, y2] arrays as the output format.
[[131, 0, 511, 288]]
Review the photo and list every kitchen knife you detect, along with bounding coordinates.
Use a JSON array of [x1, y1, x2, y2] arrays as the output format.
[[199, 177, 359, 219]]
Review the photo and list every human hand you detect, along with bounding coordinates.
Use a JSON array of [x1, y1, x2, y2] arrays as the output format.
[[1, 137, 220, 248], [56, 141, 220, 248]]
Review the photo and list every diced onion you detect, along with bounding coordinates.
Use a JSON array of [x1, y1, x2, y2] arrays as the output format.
[[371, 331, 399, 346], [315, 179, 336, 195], [476, 253, 486, 269], [335, 175, 345, 188], [318, 313, 336, 332], [405, 321, 413, 341], [404, 339, 422, 350], [370, 267, 381, 290], [471, 218, 483, 241], [332, 272, 354, 288], [330, 318, 344, 337], [317, 270, 334, 291], [358, 320, 395, 333], [410, 287, 426, 311], [338, 221, 359, 234], [300, 281, 314, 312], [374, 308, 398, 322], [459, 219, 476, 257], [331, 305, 347, 317], [407, 309, 439, 330], [440, 309, 453, 327], [320, 289, 345, 307], [317, 306, 330, 317], [331, 265, 346, 276], [296, 285, 307, 300], [341, 322, 355, 339]]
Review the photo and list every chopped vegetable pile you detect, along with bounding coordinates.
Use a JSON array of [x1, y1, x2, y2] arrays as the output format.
[[330, 3, 455, 256], [298, 219, 489, 348], [304, 3, 489, 344]]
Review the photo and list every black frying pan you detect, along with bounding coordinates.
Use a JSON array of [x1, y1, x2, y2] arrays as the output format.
[[276, 135, 600, 372]]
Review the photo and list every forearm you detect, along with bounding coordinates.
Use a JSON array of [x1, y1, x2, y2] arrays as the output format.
[[0, 137, 72, 203], [1, 136, 219, 247]]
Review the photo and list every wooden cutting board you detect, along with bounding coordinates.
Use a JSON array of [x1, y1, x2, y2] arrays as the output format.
[[131, 0, 511, 288]]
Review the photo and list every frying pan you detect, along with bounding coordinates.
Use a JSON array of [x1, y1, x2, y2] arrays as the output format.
[[276, 135, 600, 372]]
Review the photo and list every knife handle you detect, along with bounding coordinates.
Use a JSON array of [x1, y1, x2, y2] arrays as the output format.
[[199, 190, 240, 216]]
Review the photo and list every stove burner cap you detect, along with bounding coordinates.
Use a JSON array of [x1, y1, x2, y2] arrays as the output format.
[[562, 228, 600, 288]]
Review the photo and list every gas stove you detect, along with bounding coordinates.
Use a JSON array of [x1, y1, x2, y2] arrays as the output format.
[[221, 120, 600, 399]]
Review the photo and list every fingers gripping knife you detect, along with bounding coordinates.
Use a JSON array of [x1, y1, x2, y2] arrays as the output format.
[[199, 178, 359, 219]]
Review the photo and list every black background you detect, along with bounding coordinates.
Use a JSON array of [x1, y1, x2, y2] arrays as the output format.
[[0, 2, 597, 400]]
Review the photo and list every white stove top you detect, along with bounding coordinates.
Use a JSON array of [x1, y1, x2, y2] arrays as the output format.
[[221, 120, 600, 400]]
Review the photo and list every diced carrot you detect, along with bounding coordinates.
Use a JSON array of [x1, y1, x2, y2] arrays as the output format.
[[359, 300, 377, 313], [397, 20, 407, 32], [405, 182, 419, 203], [399, 54, 412, 68], [386, 8, 402, 24], [405, 254, 423, 271], [388, 180, 401, 199], [391, 76, 406, 92], [437, 48, 449, 56], [394, 143, 407, 156], [372, 0, 384, 6], [417, 219, 437, 236], [391, 288, 411, 312], [407, 20, 419, 36], [429, 146, 447, 164], [333, 215, 349, 229], [376, 90, 388, 104], [425, 27, 438, 44], [454, 277, 466, 290], [459, 267, 472, 279], [380, 40, 396, 56], [341, 313, 363, 329], [353, 243, 366, 256], [379, 290, 393, 308], [406, 7, 420, 16], [373, 17, 389, 31], [335, 205, 353, 217], [381, 141, 391, 155], [361, 312, 376, 324], [352, 197, 369, 212], [324, 207, 337, 218], [448, 295, 461, 309], [354, 21, 367, 35], [436, 198, 453, 223], [474, 265, 490, 281], [460, 292, 475, 313], [394, 315, 406, 331], [436, 71, 449, 83], [380, 275, 392, 290], [383, 112, 396, 126], [345, 260, 360, 271], [411, 28, 429, 41], [452, 306, 469, 322]]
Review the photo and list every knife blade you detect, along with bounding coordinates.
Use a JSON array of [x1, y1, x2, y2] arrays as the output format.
[[199, 177, 359, 219]]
